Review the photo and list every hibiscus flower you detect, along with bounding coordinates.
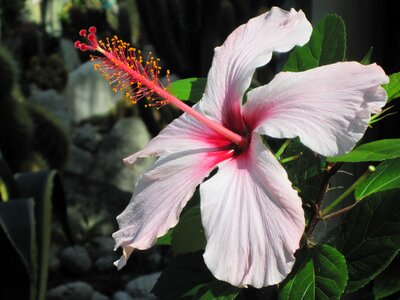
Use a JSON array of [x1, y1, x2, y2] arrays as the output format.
[[76, 7, 388, 288]]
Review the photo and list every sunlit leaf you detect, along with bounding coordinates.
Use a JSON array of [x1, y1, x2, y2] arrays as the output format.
[[283, 14, 346, 72], [169, 78, 207, 103], [383, 72, 400, 103], [327, 139, 400, 162], [355, 158, 400, 200]]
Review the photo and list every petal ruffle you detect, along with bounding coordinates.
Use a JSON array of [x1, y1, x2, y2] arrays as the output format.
[[243, 62, 389, 156], [123, 105, 232, 165], [200, 134, 304, 288], [113, 148, 234, 268], [202, 7, 311, 132]]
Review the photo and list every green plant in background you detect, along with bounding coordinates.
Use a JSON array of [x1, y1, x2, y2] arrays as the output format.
[[28, 104, 70, 170], [0, 46, 36, 171], [0, 45, 70, 171], [135, 0, 264, 77], [26, 54, 68, 92], [0, 0, 26, 35], [0, 153, 71, 300]]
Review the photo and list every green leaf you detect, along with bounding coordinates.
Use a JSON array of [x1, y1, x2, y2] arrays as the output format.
[[0, 153, 20, 200], [172, 205, 206, 255], [383, 72, 400, 103], [327, 139, 400, 162], [0, 198, 36, 300], [279, 244, 348, 300], [280, 138, 324, 204], [360, 47, 373, 65], [152, 252, 239, 300], [355, 158, 400, 200], [326, 190, 400, 292], [373, 255, 400, 300], [283, 14, 346, 72], [0, 198, 36, 280], [282, 46, 318, 72], [156, 229, 173, 245], [15, 171, 69, 300], [169, 78, 207, 103]]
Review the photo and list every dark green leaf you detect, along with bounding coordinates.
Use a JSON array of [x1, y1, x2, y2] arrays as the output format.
[[383, 72, 400, 103], [0, 153, 20, 200], [360, 47, 373, 65], [172, 205, 206, 255], [152, 252, 239, 300], [326, 190, 400, 292], [373, 255, 400, 300], [0, 198, 36, 300], [279, 244, 348, 300], [15, 171, 70, 300], [355, 158, 400, 200], [156, 229, 173, 245], [327, 139, 400, 162], [169, 78, 207, 103], [283, 14, 346, 72], [280, 138, 324, 204], [0, 198, 36, 279]]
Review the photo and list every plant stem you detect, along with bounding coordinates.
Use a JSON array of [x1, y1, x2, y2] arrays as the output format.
[[275, 139, 292, 158], [280, 154, 301, 164], [321, 165, 375, 216], [322, 203, 356, 220], [101, 50, 248, 149], [306, 162, 342, 236]]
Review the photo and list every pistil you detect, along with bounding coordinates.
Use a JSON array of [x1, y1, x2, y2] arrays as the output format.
[[76, 27, 248, 149]]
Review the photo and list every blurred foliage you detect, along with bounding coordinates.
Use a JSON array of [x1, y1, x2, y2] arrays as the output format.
[[26, 54, 68, 92], [28, 103, 70, 169], [0, 47, 36, 171], [0, 154, 70, 300], [0, 0, 26, 33], [135, 0, 265, 77], [0, 47, 19, 96], [0, 46, 69, 172]]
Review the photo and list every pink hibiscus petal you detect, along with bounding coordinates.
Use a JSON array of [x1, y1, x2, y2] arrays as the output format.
[[123, 104, 232, 166], [202, 7, 311, 132], [200, 134, 304, 288], [113, 148, 234, 269], [243, 62, 389, 157]]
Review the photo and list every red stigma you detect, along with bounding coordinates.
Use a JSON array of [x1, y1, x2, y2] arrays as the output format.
[[79, 29, 87, 37], [76, 26, 99, 52]]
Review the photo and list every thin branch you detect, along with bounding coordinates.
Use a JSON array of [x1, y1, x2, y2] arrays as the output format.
[[306, 162, 343, 236], [322, 203, 356, 220]]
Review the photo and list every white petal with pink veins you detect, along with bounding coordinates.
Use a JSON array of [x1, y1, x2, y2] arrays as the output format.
[[200, 134, 304, 288], [201, 7, 312, 131], [243, 62, 388, 157], [113, 148, 233, 269]]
